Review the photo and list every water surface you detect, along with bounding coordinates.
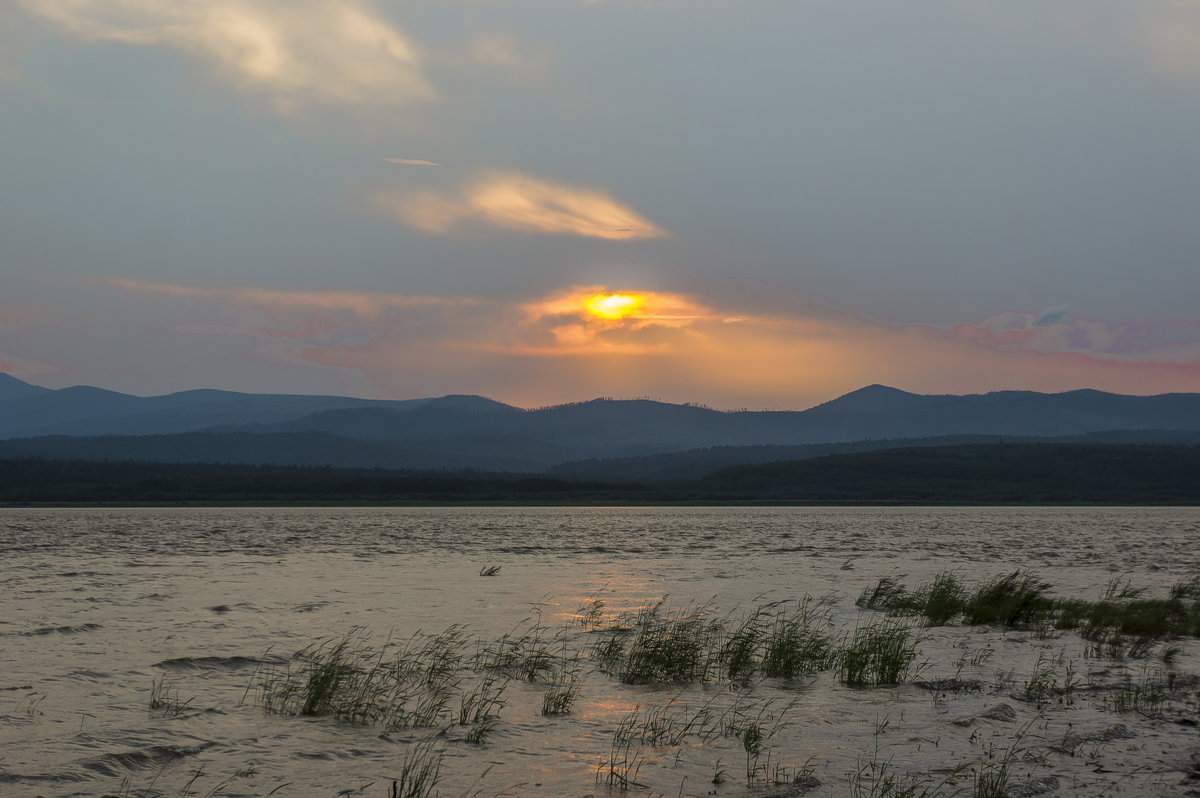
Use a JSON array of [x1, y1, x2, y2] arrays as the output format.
[[1, 507, 1197, 797]]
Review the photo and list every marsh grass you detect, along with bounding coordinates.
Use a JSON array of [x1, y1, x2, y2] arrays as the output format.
[[476, 614, 573, 683], [149, 674, 194, 717], [840, 620, 921, 687], [850, 732, 961, 797], [540, 678, 579, 716], [595, 596, 841, 686], [720, 604, 775, 683], [1020, 651, 1078, 706], [972, 720, 1033, 798], [597, 736, 647, 790], [457, 674, 508, 725], [858, 572, 1200, 651], [761, 598, 839, 678], [857, 576, 912, 613], [963, 573, 1053, 628], [918, 573, 968, 626], [575, 596, 607, 630], [389, 738, 443, 798], [1106, 667, 1170, 715], [252, 627, 489, 732], [236, 577, 1200, 795], [615, 598, 723, 685]]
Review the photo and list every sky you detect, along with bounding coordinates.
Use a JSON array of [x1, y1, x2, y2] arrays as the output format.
[[2, 0, 1200, 410]]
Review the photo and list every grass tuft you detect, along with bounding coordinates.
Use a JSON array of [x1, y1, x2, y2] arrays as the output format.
[[840, 620, 921, 687]]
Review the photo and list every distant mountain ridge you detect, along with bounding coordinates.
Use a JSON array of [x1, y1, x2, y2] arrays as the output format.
[[1, 374, 1199, 473], [0, 377, 433, 438]]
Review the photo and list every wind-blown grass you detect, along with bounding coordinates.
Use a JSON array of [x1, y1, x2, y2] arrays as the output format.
[[857, 571, 1200, 657], [595, 596, 841, 686], [252, 627, 485, 732], [839, 620, 921, 687], [233, 577, 1200, 796]]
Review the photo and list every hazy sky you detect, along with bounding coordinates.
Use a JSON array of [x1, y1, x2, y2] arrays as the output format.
[[3, 0, 1200, 409]]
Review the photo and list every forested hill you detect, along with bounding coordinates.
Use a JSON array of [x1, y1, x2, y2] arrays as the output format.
[[4, 443, 1199, 505]]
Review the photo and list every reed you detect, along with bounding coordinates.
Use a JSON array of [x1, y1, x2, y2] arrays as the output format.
[[858, 572, 1200, 647], [840, 620, 920, 687], [389, 738, 443, 798], [856, 576, 912, 613], [615, 599, 722, 685], [917, 572, 967, 626], [476, 615, 572, 683], [1106, 667, 1169, 715], [597, 736, 647, 790], [1021, 651, 1078, 705], [252, 627, 479, 731], [540, 679, 579, 716], [760, 598, 838, 678], [719, 604, 773, 683], [148, 674, 194, 717], [962, 572, 1053, 628]]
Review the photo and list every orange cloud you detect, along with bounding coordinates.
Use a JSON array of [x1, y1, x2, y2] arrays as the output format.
[[98, 277, 475, 319], [374, 171, 668, 240], [22, 0, 433, 112]]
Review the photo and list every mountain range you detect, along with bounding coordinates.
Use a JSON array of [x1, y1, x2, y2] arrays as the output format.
[[2, 373, 1199, 478]]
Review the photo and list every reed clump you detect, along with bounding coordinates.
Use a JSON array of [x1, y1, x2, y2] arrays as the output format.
[[857, 572, 1200, 656], [602, 598, 723, 685], [594, 596, 841, 686], [474, 614, 573, 682], [839, 620, 921, 687], [760, 599, 839, 678], [252, 626, 502, 733]]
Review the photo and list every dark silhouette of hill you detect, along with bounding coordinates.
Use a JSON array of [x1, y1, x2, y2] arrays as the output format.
[[696, 443, 1200, 504], [4, 443, 1200, 504], [0, 431, 544, 472], [3, 374, 1200, 471], [0, 373, 51, 402], [0, 377, 433, 438], [548, 429, 1200, 482]]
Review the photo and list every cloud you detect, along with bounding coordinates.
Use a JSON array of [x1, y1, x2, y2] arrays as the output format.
[[946, 310, 1200, 369], [383, 158, 441, 167], [373, 171, 668, 240], [21, 0, 433, 111], [1140, 0, 1200, 80], [1034, 304, 1070, 327], [93, 277, 1200, 407], [97, 277, 478, 321]]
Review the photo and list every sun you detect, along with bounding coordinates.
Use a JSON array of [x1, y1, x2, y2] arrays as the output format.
[[586, 293, 643, 320]]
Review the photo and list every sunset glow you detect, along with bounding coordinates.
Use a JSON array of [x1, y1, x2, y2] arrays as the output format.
[[585, 293, 643, 320]]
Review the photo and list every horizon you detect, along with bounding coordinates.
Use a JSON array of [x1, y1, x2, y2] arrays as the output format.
[[2, 3, 1199, 408], [3, 371, 1193, 416]]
